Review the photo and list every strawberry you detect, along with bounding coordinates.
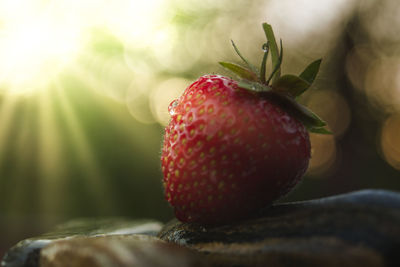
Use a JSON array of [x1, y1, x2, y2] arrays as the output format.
[[161, 23, 330, 224]]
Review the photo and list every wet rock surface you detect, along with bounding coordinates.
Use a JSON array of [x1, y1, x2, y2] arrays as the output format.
[[3, 190, 400, 267], [1, 218, 163, 267], [158, 190, 400, 267], [39, 235, 205, 267]]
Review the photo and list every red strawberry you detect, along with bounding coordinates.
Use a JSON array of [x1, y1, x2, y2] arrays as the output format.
[[161, 23, 330, 224]]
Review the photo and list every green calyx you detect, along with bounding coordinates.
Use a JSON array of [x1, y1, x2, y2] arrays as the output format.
[[219, 22, 331, 134]]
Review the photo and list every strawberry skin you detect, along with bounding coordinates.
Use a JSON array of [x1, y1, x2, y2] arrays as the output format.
[[161, 75, 311, 224]]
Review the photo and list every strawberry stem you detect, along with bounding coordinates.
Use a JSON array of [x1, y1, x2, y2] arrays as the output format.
[[219, 23, 332, 135]]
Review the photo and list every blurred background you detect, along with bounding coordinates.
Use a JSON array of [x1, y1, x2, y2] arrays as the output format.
[[0, 0, 400, 257]]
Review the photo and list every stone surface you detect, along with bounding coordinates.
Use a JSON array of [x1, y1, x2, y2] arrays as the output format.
[[158, 189, 400, 267], [39, 235, 206, 267], [1, 218, 163, 267], [4, 190, 400, 267]]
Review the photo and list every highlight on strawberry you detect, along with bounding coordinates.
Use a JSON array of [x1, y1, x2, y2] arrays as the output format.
[[161, 22, 331, 224]]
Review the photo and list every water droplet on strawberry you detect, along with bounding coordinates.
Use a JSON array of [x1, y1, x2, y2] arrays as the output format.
[[168, 99, 179, 116]]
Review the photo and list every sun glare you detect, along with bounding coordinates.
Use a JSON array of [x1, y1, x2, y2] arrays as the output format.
[[0, 0, 166, 94], [0, 15, 82, 93]]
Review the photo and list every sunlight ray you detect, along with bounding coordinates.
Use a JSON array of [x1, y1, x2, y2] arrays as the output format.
[[53, 79, 116, 213], [11, 96, 40, 212], [69, 61, 160, 160], [37, 87, 67, 214], [0, 93, 19, 169]]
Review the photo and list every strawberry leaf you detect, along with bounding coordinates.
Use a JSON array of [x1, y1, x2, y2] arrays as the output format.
[[231, 40, 259, 75], [260, 42, 269, 84], [272, 74, 310, 97], [297, 104, 327, 128], [267, 92, 329, 130], [299, 59, 322, 85], [262, 23, 281, 82], [219, 62, 259, 82], [238, 80, 272, 92], [308, 126, 332, 134], [265, 39, 283, 85]]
